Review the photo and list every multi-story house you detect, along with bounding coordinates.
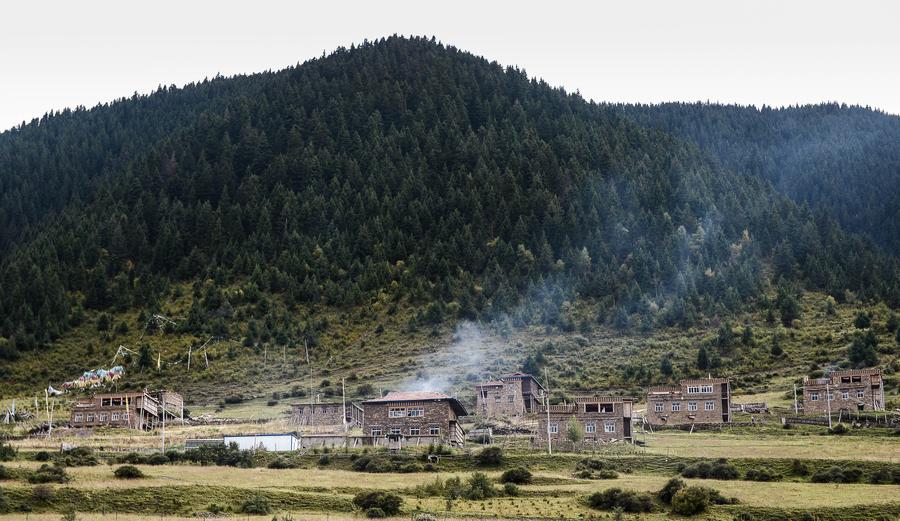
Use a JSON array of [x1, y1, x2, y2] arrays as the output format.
[[645, 378, 731, 426], [534, 395, 634, 445], [361, 391, 467, 446], [475, 372, 545, 418], [803, 368, 884, 414]]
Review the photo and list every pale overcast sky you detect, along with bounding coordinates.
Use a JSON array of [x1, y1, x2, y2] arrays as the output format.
[[2, 0, 899, 131]]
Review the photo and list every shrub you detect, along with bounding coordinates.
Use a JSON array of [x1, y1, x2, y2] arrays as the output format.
[[867, 468, 900, 484], [0, 487, 7, 513], [811, 466, 862, 483], [827, 423, 849, 435], [586, 488, 654, 513], [114, 465, 144, 479], [28, 464, 69, 484], [503, 482, 520, 496], [0, 443, 16, 462], [671, 486, 711, 516], [353, 491, 402, 516], [32, 484, 54, 503], [146, 453, 169, 466], [475, 446, 503, 466], [318, 454, 331, 466], [413, 513, 437, 521], [745, 468, 779, 482], [658, 477, 686, 504], [54, 447, 98, 467], [574, 458, 620, 479], [681, 459, 739, 480], [268, 457, 297, 469], [0, 466, 9, 480], [365, 507, 386, 518], [34, 451, 51, 462], [790, 459, 809, 476], [500, 466, 532, 484], [464, 472, 497, 500], [241, 492, 272, 514]]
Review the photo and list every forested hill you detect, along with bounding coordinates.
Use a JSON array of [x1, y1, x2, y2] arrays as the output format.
[[620, 103, 900, 254], [0, 36, 898, 359]]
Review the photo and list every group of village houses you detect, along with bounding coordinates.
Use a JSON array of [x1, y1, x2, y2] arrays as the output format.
[[68, 367, 886, 450]]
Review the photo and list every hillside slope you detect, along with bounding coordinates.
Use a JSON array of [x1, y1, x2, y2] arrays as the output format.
[[0, 37, 898, 402], [620, 102, 900, 254]]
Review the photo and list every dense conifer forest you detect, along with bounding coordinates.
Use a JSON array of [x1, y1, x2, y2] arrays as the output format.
[[0, 36, 898, 361], [621, 102, 900, 254]]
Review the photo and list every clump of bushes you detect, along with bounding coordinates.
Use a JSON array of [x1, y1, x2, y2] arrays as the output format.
[[0, 465, 10, 480], [268, 457, 298, 469], [146, 453, 169, 466], [0, 442, 16, 461], [574, 458, 620, 479], [463, 472, 497, 500], [657, 477, 685, 504], [113, 465, 144, 479], [868, 467, 900, 484], [500, 467, 532, 484], [28, 464, 69, 484], [31, 484, 54, 503], [503, 482, 520, 496], [413, 473, 499, 500], [353, 491, 402, 517], [241, 492, 272, 514], [54, 446, 98, 467], [474, 446, 503, 466], [34, 451, 51, 462], [790, 459, 810, 476], [827, 423, 849, 435], [745, 468, 780, 482], [352, 455, 421, 473], [811, 466, 862, 483], [178, 443, 254, 468], [586, 488, 654, 513], [670, 486, 735, 516], [680, 459, 740, 480]]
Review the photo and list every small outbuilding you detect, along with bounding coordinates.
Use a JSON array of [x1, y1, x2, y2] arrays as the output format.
[[222, 433, 300, 452]]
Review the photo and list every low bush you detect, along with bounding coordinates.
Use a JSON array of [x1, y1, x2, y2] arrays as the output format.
[[31, 484, 54, 503], [574, 458, 620, 479], [500, 467, 532, 484], [474, 447, 503, 466], [353, 491, 402, 516], [54, 446, 98, 467], [811, 466, 862, 483], [827, 423, 849, 435], [241, 492, 272, 514], [268, 457, 297, 469], [586, 488, 654, 513], [790, 459, 810, 476], [117, 452, 149, 465], [146, 453, 169, 466], [365, 507, 386, 518], [658, 477, 685, 504], [28, 464, 69, 484], [671, 486, 711, 516], [34, 451, 51, 462], [503, 482, 520, 496], [464, 472, 497, 500], [681, 459, 740, 480], [745, 468, 779, 482], [0, 466, 9, 480], [867, 468, 900, 484], [413, 513, 436, 521], [318, 454, 331, 466], [113, 465, 144, 479], [0, 442, 15, 462]]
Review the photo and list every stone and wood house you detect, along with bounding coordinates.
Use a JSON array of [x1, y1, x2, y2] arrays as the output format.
[[475, 372, 545, 418], [534, 395, 634, 446], [69, 389, 183, 430], [802, 368, 884, 414], [290, 400, 363, 429], [645, 378, 731, 426], [361, 391, 467, 446]]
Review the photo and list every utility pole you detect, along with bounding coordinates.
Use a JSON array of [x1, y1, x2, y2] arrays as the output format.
[[544, 368, 552, 455], [342, 378, 347, 432], [160, 392, 166, 452], [826, 382, 833, 429], [793, 384, 798, 414], [305, 340, 313, 412]]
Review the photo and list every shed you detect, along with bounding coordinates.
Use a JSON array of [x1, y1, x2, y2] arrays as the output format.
[[222, 433, 300, 452]]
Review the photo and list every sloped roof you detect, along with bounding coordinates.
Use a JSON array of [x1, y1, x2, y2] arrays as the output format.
[[363, 391, 468, 416]]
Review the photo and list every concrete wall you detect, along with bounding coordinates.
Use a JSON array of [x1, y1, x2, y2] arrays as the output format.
[[223, 434, 299, 451]]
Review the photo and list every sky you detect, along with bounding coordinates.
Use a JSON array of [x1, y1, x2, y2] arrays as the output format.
[[2, 0, 899, 131]]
